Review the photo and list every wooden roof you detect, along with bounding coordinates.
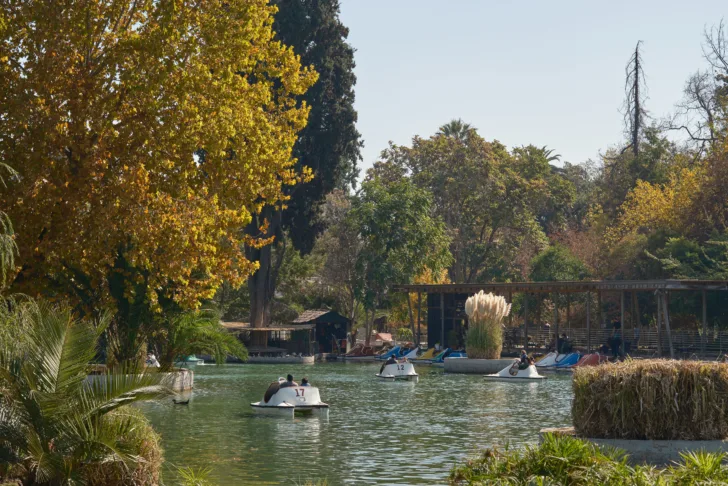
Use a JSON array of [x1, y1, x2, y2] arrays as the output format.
[[394, 279, 728, 295], [292, 309, 350, 324], [221, 322, 314, 332]]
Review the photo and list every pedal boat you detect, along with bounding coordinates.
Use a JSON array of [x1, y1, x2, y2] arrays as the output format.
[[483, 360, 547, 382], [376, 361, 419, 382], [251, 378, 329, 418]]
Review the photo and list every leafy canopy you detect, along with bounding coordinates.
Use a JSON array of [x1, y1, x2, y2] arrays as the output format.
[[374, 129, 574, 283], [349, 177, 452, 312], [530, 244, 590, 282], [153, 309, 248, 370], [0, 0, 317, 311]]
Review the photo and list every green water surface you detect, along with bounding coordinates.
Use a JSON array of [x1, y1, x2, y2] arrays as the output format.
[[140, 362, 572, 485]]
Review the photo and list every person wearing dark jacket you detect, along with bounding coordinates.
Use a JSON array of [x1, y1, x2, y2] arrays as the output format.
[[279, 374, 297, 388]]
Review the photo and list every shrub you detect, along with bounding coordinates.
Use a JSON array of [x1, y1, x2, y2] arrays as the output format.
[[80, 408, 163, 486], [464, 291, 511, 359], [449, 433, 728, 485], [572, 359, 728, 440], [0, 301, 169, 484], [395, 327, 413, 342], [154, 309, 248, 370]]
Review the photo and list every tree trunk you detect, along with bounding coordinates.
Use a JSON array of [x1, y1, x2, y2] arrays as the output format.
[[364, 309, 374, 346], [245, 206, 283, 347], [406, 293, 416, 342]]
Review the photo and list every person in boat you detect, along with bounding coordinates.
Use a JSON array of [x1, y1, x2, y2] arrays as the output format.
[[301, 377, 310, 386], [558, 333, 573, 354], [380, 354, 398, 374], [518, 349, 530, 370], [279, 374, 298, 388], [610, 321, 623, 359]]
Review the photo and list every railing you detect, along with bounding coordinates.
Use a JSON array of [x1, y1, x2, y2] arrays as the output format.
[[505, 327, 728, 359]]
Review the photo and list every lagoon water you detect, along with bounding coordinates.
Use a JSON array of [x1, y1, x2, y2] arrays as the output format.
[[140, 362, 573, 485]]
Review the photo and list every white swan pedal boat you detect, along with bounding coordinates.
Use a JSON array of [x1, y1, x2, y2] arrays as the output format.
[[483, 360, 547, 382], [251, 378, 329, 418], [376, 361, 419, 382]]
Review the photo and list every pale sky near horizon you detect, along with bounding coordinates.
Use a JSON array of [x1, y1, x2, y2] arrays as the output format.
[[338, 1, 726, 177]]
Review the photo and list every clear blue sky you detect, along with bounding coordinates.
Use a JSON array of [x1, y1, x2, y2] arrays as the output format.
[[338, 0, 726, 175]]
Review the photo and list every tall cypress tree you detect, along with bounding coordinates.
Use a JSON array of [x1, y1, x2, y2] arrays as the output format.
[[246, 0, 361, 333]]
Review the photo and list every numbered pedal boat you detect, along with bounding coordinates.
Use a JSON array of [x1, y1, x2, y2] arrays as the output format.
[[375, 362, 419, 382], [251, 380, 329, 417], [483, 361, 547, 382]]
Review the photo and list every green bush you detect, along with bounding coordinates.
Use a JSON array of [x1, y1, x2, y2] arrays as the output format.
[[450, 434, 728, 485], [79, 407, 163, 486], [0, 301, 169, 485]]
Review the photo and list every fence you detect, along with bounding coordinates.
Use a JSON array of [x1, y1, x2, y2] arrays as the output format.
[[504, 327, 728, 359]]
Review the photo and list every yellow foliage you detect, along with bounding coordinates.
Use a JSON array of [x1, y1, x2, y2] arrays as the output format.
[[389, 267, 450, 327], [607, 168, 702, 246], [0, 1, 317, 310]]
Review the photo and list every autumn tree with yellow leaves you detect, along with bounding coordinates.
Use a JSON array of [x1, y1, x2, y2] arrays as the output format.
[[0, 1, 317, 361]]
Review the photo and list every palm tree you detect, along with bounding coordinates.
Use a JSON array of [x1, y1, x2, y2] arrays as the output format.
[[0, 301, 170, 484], [0, 163, 18, 289], [540, 145, 562, 162], [437, 119, 476, 141], [154, 309, 248, 370]]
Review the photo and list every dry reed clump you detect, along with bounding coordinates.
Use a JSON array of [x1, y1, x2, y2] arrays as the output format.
[[572, 359, 728, 440], [464, 291, 511, 359]]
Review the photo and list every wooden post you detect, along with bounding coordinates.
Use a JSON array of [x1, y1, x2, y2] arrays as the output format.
[[553, 293, 559, 352], [656, 292, 662, 357], [508, 291, 513, 327], [620, 291, 625, 330], [586, 292, 591, 353], [702, 290, 707, 354], [440, 292, 445, 349], [524, 294, 529, 352], [632, 291, 640, 347], [566, 295, 571, 332], [417, 291, 422, 347], [597, 291, 603, 328], [661, 291, 674, 359]]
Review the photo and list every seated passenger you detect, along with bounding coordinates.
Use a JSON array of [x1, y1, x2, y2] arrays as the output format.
[[279, 374, 298, 388], [380, 355, 398, 374], [301, 377, 311, 386], [558, 333, 573, 354], [518, 349, 530, 370]]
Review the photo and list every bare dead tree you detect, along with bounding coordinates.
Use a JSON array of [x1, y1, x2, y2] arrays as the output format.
[[703, 19, 728, 74], [623, 41, 648, 158], [663, 20, 728, 155]]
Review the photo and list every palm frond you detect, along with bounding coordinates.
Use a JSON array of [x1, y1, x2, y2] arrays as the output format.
[[0, 300, 167, 483]]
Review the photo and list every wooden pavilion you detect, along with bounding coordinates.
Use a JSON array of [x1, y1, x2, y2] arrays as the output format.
[[394, 280, 728, 358]]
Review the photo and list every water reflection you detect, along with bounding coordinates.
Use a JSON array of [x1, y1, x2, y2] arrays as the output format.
[[140, 363, 572, 485]]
